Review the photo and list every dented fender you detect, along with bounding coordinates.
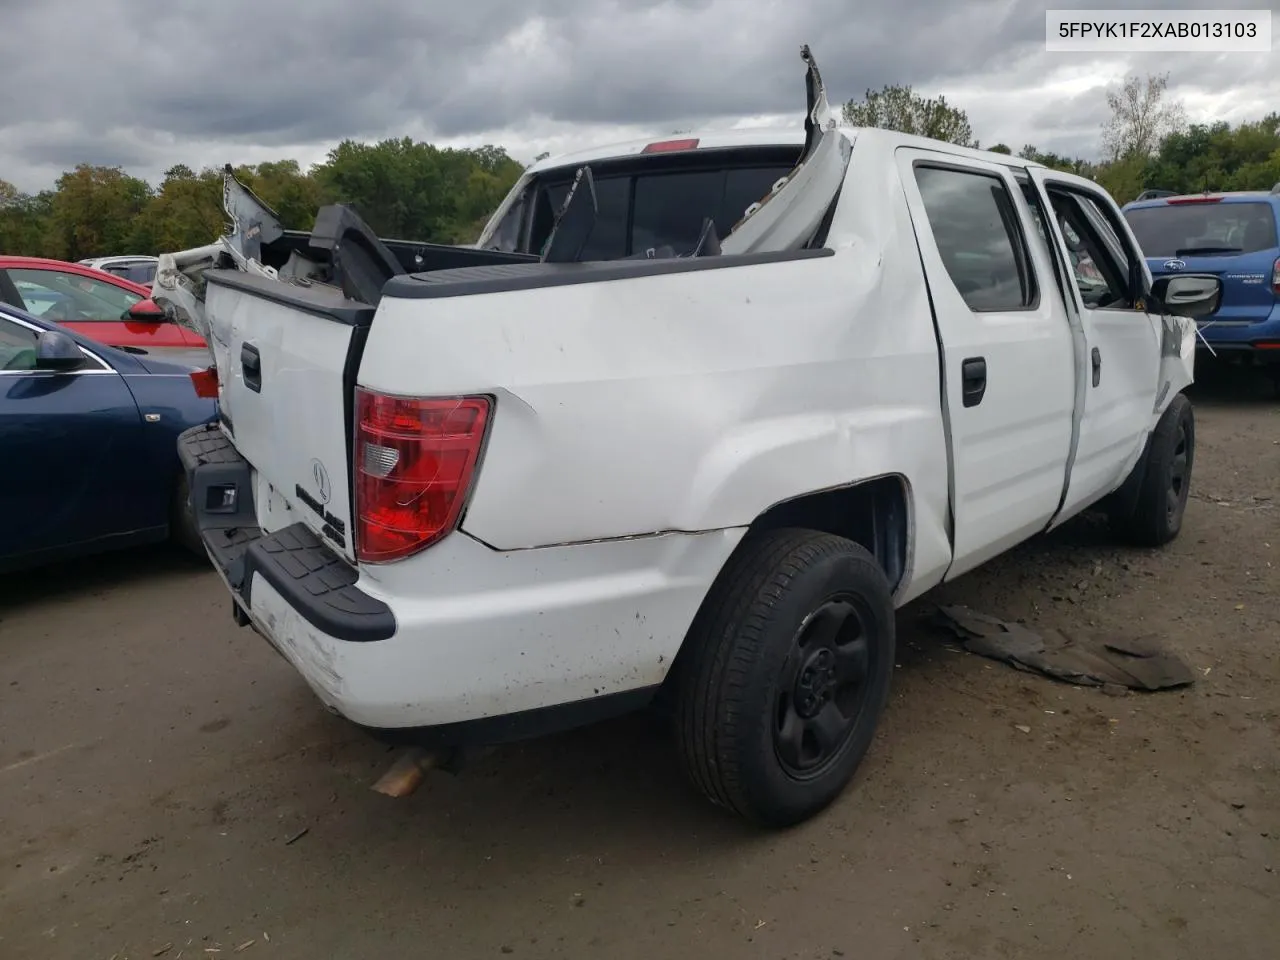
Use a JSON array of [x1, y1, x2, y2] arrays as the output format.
[[1152, 311, 1196, 424]]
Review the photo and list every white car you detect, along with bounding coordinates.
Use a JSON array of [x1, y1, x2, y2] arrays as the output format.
[[166, 47, 1215, 827], [78, 255, 159, 285]]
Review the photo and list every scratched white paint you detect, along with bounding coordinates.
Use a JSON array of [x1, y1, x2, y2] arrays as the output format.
[[192, 126, 1194, 731]]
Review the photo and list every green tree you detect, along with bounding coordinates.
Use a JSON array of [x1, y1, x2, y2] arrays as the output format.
[[143, 165, 227, 252], [235, 159, 324, 230], [0, 181, 56, 256], [1145, 114, 1280, 194], [1096, 155, 1151, 205], [44, 165, 153, 260], [313, 138, 522, 243], [842, 84, 976, 147], [1018, 145, 1097, 178], [988, 143, 1012, 155]]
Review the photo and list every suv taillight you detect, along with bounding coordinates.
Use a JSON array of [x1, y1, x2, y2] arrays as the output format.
[[354, 390, 491, 563], [1272, 257, 1280, 295]]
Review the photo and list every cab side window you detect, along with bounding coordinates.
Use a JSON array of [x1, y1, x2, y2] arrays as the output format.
[[1047, 191, 1138, 312], [914, 165, 1037, 312]]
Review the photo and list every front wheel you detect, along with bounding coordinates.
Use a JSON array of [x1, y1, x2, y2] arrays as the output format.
[[1110, 393, 1195, 547], [673, 528, 896, 827]]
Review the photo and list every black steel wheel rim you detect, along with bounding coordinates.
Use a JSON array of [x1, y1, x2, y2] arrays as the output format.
[[773, 593, 874, 780], [1167, 420, 1189, 520]]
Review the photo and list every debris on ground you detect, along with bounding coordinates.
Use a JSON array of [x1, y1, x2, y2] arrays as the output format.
[[933, 605, 1196, 691]]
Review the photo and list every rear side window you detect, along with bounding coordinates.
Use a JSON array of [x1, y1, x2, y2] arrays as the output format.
[[914, 165, 1036, 312], [1124, 201, 1279, 258]]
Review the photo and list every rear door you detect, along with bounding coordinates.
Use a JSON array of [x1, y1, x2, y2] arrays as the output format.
[[896, 150, 1077, 579], [1124, 198, 1279, 326], [1030, 169, 1163, 518]]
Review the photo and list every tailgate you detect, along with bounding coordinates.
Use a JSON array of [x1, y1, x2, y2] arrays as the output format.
[[205, 269, 372, 561]]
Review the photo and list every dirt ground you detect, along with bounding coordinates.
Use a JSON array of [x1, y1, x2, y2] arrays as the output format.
[[2, 364, 1277, 960]]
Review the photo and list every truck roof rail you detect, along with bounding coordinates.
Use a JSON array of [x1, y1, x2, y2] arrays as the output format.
[[1135, 189, 1178, 201], [1272, 182, 1280, 194]]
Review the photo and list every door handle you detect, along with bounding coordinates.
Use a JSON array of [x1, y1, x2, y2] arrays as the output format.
[[1091, 346, 1102, 387], [241, 343, 262, 393], [961, 356, 987, 407]]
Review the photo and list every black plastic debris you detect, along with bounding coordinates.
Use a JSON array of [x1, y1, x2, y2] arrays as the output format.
[[933, 605, 1196, 691]]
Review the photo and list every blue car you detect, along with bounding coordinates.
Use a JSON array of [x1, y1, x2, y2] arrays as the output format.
[[1123, 187, 1280, 383], [0, 303, 218, 571]]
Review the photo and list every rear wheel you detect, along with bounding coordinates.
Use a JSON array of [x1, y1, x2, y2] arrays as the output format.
[[673, 528, 895, 827], [1110, 393, 1195, 547]]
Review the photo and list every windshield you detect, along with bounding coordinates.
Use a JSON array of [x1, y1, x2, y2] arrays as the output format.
[[1124, 201, 1278, 258]]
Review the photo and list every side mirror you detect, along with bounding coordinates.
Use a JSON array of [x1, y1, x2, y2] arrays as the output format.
[[34, 329, 87, 372], [126, 299, 165, 322], [1152, 274, 1223, 319]]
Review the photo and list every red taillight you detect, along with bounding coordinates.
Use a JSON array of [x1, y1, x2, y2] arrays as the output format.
[[1166, 196, 1223, 204], [353, 390, 491, 563], [641, 138, 700, 154], [1255, 341, 1280, 350], [190, 365, 218, 398]]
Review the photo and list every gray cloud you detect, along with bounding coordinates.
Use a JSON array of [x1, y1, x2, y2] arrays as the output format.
[[1, 0, 1277, 191]]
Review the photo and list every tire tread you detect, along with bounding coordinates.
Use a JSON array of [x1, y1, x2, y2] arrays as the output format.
[[1113, 393, 1194, 547], [674, 528, 890, 823]]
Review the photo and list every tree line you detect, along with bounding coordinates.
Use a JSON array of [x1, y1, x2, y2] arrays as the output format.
[[841, 73, 1280, 203], [0, 139, 525, 261], [3, 73, 1279, 262]]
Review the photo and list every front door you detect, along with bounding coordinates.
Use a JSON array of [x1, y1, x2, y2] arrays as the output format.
[[1027, 169, 1163, 521], [0, 315, 148, 564], [896, 150, 1077, 579]]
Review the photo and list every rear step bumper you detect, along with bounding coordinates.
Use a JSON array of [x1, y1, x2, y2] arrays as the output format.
[[177, 424, 396, 643], [175, 424, 744, 735]]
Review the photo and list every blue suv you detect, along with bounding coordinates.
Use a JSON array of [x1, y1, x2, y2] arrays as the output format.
[[1123, 187, 1280, 384]]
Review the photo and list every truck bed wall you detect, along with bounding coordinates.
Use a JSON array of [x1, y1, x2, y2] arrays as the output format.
[[358, 152, 956, 604]]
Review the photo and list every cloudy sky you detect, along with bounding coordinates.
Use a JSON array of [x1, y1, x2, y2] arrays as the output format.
[[1, 0, 1276, 192]]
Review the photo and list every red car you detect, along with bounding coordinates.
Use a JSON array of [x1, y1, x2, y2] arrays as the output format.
[[0, 256, 207, 351]]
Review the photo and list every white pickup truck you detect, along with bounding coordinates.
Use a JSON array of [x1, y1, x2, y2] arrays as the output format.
[[167, 48, 1218, 827]]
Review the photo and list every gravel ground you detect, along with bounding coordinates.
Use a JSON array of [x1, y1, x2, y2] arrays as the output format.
[[1, 364, 1277, 960]]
